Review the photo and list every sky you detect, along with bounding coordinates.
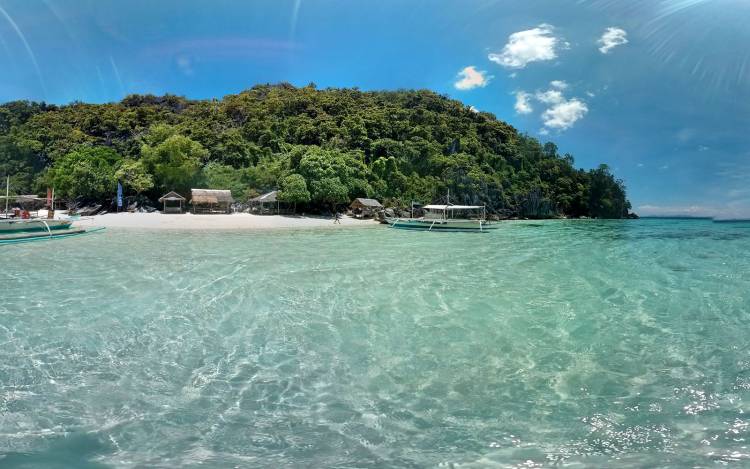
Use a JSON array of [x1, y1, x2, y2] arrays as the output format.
[[1, 0, 750, 218]]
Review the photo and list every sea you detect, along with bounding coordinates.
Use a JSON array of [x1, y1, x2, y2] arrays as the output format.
[[2, 218, 750, 467]]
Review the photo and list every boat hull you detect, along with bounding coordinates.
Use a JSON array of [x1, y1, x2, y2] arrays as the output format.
[[387, 218, 498, 232], [0, 219, 74, 233]]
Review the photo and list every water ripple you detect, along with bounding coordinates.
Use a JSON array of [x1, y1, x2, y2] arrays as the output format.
[[2, 219, 750, 467]]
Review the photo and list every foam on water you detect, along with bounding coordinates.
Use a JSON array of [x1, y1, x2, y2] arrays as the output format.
[[2, 219, 750, 467]]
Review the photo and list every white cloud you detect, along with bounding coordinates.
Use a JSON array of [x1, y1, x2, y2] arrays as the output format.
[[516, 81, 588, 132], [535, 89, 564, 104], [550, 80, 568, 89], [454, 66, 492, 90], [488, 24, 565, 69], [541, 98, 588, 131], [598, 27, 628, 54], [514, 91, 533, 115]]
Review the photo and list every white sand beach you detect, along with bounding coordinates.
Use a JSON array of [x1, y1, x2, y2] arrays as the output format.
[[73, 212, 381, 231]]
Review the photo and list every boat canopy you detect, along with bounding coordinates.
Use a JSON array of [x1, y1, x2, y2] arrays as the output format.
[[423, 204, 484, 210]]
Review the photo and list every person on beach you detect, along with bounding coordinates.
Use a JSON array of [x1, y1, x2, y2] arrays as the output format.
[[334, 212, 341, 224]]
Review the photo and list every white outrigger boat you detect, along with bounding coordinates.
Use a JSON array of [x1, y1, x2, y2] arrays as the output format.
[[0, 217, 74, 233], [388, 204, 497, 232], [0, 176, 103, 244], [0, 177, 73, 233]]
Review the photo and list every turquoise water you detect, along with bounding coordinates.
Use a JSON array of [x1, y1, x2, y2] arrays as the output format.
[[2, 219, 750, 467]]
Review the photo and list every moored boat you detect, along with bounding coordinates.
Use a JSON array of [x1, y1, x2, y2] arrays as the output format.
[[388, 204, 496, 232], [0, 218, 74, 233]]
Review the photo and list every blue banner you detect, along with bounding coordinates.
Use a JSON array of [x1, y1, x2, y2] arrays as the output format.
[[117, 181, 123, 208]]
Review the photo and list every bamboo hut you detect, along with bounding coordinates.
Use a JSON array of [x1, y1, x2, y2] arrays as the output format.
[[349, 198, 383, 218], [158, 191, 186, 214], [190, 189, 234, 214]]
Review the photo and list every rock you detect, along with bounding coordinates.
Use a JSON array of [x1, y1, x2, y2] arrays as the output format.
[[383, 208, 396, 218]]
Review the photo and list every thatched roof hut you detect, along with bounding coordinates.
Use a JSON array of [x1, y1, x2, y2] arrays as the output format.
[[190, 189, 234, 214], [349, 198, 383, 218], [158, 191, 186, 214]]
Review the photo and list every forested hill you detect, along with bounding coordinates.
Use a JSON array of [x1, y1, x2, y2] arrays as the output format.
[[0, 84, 632, 218]]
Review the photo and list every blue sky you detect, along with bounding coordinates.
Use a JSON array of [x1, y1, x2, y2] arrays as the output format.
[[1, 0, 749, 217]]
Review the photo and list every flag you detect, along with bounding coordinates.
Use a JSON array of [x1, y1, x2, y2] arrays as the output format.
[[117, 181, 123, 208]]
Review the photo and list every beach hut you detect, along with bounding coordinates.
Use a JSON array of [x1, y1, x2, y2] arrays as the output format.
[[349, 198, 383, 218], [248, 190, 292, 214], [190, 189, 234, 214], [158, 191, 186, 214]]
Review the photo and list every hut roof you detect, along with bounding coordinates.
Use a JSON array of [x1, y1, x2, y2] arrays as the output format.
[[249, 191, 278, 203], [158, 191, 186, 203], [350, 198, 383, 208], [190, 189, 234, 204]]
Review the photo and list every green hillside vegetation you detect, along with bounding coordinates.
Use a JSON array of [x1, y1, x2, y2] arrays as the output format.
[[0, 83, 631, 218]]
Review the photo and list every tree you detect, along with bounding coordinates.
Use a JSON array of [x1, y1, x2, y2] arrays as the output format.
[[202, 162, 247, 198], [115, 159, 154, 194], [296, 146, 373, 200], [277, 173, 310, 212], [47, 146, 118, 200], [141, 134, 207, 194], [588, 164, 628, 218], [311, 177, 348, 210]]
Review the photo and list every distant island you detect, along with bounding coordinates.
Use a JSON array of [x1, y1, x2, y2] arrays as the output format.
[[0, 83, 632, 219]]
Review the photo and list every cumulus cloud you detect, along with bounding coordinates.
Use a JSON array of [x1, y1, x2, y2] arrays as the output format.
[[488, 24, 565, 69], [514, 81, 588, 132], [514, 91, 533, 114], [542, 99, 588, 131], [598, 27, 628, 54], [535, 89, 564, 104], [549, 80, 567, 90], [454, 66, 492, 90]]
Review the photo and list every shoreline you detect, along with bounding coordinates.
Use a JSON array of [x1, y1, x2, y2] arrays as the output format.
[[73, 212, 381, 231]]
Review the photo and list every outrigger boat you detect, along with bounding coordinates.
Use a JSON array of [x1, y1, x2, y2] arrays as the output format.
[[0, 217, 74, 233], [0, 177, 73, 232], [388, 203, 497, 232], [0, 176, 103, 244]]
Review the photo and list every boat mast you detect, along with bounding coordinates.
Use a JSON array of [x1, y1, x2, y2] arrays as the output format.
[[4, 175, 8, 216], [446, 189, 450, 220]]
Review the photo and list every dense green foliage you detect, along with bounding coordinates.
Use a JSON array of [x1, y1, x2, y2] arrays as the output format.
[[0, 84, 631, 217]]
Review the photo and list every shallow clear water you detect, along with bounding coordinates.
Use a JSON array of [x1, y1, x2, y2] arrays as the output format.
[[2, 219, 750, 467]]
